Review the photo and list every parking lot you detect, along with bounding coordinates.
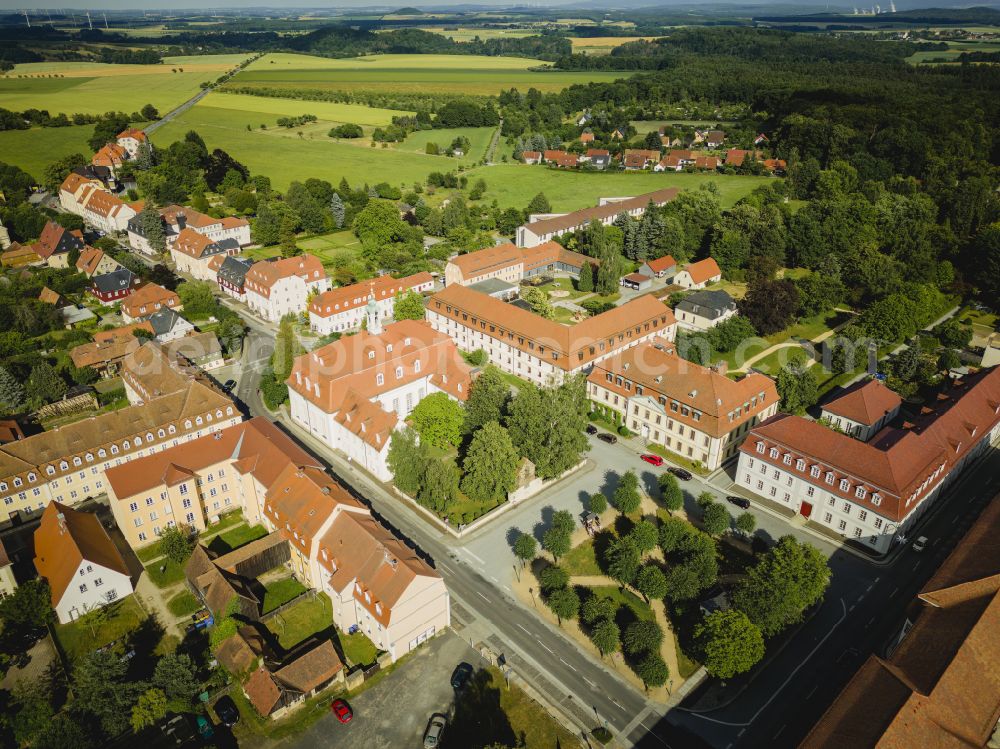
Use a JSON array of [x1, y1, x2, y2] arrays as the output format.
[[277, 630, 477, 749]]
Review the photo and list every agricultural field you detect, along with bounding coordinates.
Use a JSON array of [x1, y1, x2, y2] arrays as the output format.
[[0, 123, 94, 180], [569, 36, 658, 54], [226, 52, 628, 95], [0, 54, 251, 115], [400, 126, 495, 162], [149, 99, 494, 188], [209, 91, 408, 126], [392, 26, 537, 41], [906, 39, 1000, 64], [462, 164, 770, 211], [631, 119, 738, 134]]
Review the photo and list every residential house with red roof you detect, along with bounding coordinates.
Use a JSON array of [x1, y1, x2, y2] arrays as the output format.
[[737, 365, 1000, 554], [244, 255, 330, 323], [75, 245, 120, 278], [90, 267, 139, 304], [638, 254, 678, 280], [33, 502, 133, 623], [521, 151, 542, 165], [58, 173, 103, 216], [29, 221, 84, 269], [820, 379, 903, 442], [115, 127, 149, 159], [127, 204, 251, 257], [427, 284, 676, 386], [444, 241, 592, 288], [675, 257, 722, 289], [105, 417, 320, 550], [308, 272, 433, 336], [170, 227, 241, 282], [1, 243, 43, 269], [588, 341, 778, 469], [120, 282, 182, 323], [287, 307, 472, 480], [516, 188, 679, 248], [91, 143, 128, 174]]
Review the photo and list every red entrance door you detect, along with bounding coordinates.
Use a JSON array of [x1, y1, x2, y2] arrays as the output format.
[[800, 501, 813, 519]]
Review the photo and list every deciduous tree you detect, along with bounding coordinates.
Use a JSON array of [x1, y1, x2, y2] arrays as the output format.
[[606, 536, 641, 587], [695, 610, 765, 679], [387, 427, 430, 496], [623, 620, 663, 656], [393, 290, 426, 320], [636, 652, 670, 690], [591, 619, 620, 657], [613, 470, 642, 515], [410, 392, 464, 449], [158, 525, 193, 565], [546, 586, 580, 625], [702, 503, 731, 537], [463, 365, 510, 434], [658, 472, 683, 513], [460, 421, 519, 502], [636, 564, 668, 603]]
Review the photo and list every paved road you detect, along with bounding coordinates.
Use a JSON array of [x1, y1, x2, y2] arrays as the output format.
[[144, 87, 212, 135], [276, 631, 477, 749], [221, 298, 1000, 749]]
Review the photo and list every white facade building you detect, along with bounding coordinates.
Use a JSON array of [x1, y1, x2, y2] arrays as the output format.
[[308, 272, 434, 336], [244, 255, 330, 323]]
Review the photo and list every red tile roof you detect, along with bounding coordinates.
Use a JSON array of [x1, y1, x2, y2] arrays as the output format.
[[522, 188, 679, 239], [244, 667, 282, 716], [309, 272, 432, 319], [117, 127, 148, 142], [120, 282, 180, 319], [75, 245, 108, 275], [683, 258, 722, 285], [822, 380, 903, 426], [33, 502, 130, 607], [172, 227, 215, 259], [92, 143, 127, 168], [245, 255, 325, 298], [644, 255, 677, 274]]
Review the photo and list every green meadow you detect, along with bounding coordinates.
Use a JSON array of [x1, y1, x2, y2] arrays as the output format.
[[0, 54, 251, 115], [208, 91, 408, 126], [0, 124, 95, 180], [227, 52, 627, 95]]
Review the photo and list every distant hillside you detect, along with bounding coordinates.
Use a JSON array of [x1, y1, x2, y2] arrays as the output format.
[[755, 6, 1000, 25], [392, 7, 425, 15]]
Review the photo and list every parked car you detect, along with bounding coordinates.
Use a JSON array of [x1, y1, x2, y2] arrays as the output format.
[[450, 662, 473, 691], [213, 695, 239, 727], [424, 714, 447, 748], [668, 467, 693, 481], [222, 379, 237, 392], [195, 715, 214, 740], [640, 454, 663, 467], [585, 424, 598, 435], [725, 495, 751, 509], [912, 536, 929, 552], [597, 433, 618, 444], [331, 698, 353, 724]]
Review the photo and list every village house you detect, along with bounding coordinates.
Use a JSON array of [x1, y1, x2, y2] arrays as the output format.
[[91, 143, 128, 175], [623, 149, 660, 170], [675, 258, 723, 289], [585, 149, 611, 170], [521, 151, 542, 165], [162, 331, 224, 371], [105, 417, 319, 549], [819, 379, 903, 442], [623, 153, 649, 171], [145, 307, 195, 342], [58, 173, 103, 215], [427, 284, 677, 387], [675, 289, 737, 331], [128, 204, 251, 257], [705, 130, 726, 148], [244, 255, 330, 323], [588, 341, 779, 469], [542, 149, 569, 163], [115, 127, 149, 159], [65, 179, 141, 234], [580, 129, 595, 143], [33, 502, 133, 623], [90, 268, 138, 304], [554, 153, 579, 169], [69, 336, 140, 377], [638, 255, 677, 280], [736, 365, 1000, 555], [30, 221, 84, 269], [120, 282, 182, 323], [0, 379, 236, 523], [243, 641, 344, 720], [39, 286, 69, 308], [444, 241, 592, 288], [75, 245, 120, 278], [216, 256, 256, 302], [0, 539, 17, 598], [1, 243, 44, 269], [308, 272, 434, 336], [287, 304, 472, 481], [516, 188, 679, 248], [171, 227, 241, 281]]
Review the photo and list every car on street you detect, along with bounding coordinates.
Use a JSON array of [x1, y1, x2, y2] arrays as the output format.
[[213, 695, 239, 727], [222, 379, 237, 392], [450, 662, 473, 690], [669, 466, 693, 481], [725, 495, 751, 509], [597, 433, 618, 444], [912, 536, 929, 552], [640, 454, 663, 467], [585, 424, 598, 435], [331, 698, 353, 723], [423, 714, 447, 748]]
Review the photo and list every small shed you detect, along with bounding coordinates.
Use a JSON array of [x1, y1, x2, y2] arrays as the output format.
[[621, 272, 653, 291]]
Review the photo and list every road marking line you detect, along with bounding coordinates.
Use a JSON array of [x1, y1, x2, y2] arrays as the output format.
[[490, 576, 499, 583], [952, 515, 960, 524], [806, 685, 818, 699], [539, 642, 553, 653], [583, 677, 595, 688], [465, 549, 485, 564], [476, 591, 490, 603], [774, 724, 786, 739], [865, 582, 874, 593], [849, 604, 856, 612], [516, 623, 531, 634], [612, 699, 625, 711], [737, 728, 746, 737], [559, 658, 577, 672], [889, 586, 899, 598], [866, 616, 876, 628], [913, 560, 921, 571]]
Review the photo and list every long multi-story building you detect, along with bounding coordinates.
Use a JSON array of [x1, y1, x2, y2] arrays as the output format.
[[737, 366, 1000, 555], [127, 204, 251, 257], [308, 272, 434, 336], [287, 303, 472, 481], [515, 188, 679, 248], [0, 381, 237, 524], [426, 284, 676, 386], [262, 464, 450, 660], [443, 241, 592, 288], [244, 255, 330, 323], [587, 341, 778, 469], [105, 417, 319, 549], [171, 228, 241, 282], [58, 175, 141, 233]]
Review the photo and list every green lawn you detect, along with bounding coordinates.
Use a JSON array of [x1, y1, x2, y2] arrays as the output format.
[[200, 509, 246, 537], [464, 165, 770, 212], [588, 585, 654, 622], [230, 52, 627, 95], [54, 595, 147, 660], [137, 542, 166, 564], [401, 126, 495, 165], [262, 576, 308, 614], [145, 557, 188, 588], [0, 124, 95, 181], [166, 590, 202, 618], [1, 54, 250, 115], [266, 592, 331, 649], [562, 538, 602, 576], [209, 91, 408, 125], [337, 630, 380, 668], [207, 523, 269, 555]]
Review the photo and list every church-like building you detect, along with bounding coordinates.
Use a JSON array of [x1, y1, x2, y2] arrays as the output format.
[[286, 294, 473, 480]]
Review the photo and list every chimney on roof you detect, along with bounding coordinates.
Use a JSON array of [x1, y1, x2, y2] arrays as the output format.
[[321, 486, 330, 494], [689, 389, 698, 398], [711, 360, 728, 376], [176, 213, 186, 230]]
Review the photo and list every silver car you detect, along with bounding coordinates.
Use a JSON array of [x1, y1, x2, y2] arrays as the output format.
[[423, 713, 447, 748]]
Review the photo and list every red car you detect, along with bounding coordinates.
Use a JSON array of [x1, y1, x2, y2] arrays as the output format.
[[640, 454, 664, 467], [331, 699, 353, 723]]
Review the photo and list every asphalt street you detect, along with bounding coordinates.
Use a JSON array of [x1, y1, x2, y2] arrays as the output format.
[[217, 291, 1000, 749]]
